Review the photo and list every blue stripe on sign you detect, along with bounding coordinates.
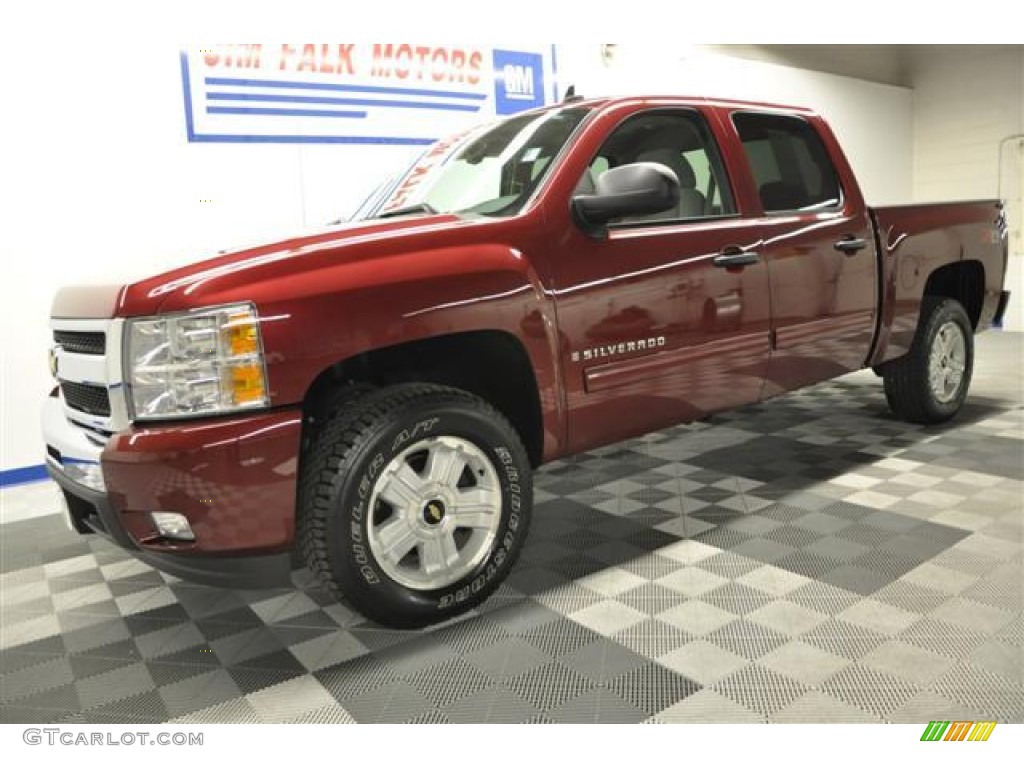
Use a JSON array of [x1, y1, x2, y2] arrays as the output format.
[[206, 92, 481, 112], [187, 134, 438, 145], [204, 76, 488, 101], [207, 107, 368, 119], [0, 464, 50, 487]]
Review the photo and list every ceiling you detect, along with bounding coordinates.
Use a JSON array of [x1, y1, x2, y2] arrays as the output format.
[[707, 45, 1023, 88]]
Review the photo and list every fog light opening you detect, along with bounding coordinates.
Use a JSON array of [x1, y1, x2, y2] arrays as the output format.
[[150, 512, 196, 542]]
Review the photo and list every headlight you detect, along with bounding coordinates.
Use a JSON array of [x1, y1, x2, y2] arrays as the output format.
[[125, 303, 269, 420]]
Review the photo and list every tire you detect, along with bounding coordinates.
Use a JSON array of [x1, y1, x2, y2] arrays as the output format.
[[298, 383, 532, 628], [882, 297, 973, 424], [883, 376, 902, 416]]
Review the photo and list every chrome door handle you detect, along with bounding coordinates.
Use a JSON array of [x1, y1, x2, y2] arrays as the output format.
[[834, 236, 868, 255], [713, 251, 760, 268]]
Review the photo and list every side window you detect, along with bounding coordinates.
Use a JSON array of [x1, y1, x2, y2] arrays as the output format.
[[578, 111, 735, 223], [682, 149, 730, 215], [733, 113, 842, 212]]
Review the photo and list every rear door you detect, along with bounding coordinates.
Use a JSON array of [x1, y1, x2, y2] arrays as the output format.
[[728, 112, 878, 397]]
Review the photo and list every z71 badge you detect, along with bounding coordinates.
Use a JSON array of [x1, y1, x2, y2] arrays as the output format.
[[571, 336, 666, 363]]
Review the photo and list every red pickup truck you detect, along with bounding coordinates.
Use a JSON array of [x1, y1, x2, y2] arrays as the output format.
[[43, 96, 1010, 627]]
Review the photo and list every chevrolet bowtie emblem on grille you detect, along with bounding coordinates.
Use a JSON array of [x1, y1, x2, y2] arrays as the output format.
[[48, 346, 60, 378]]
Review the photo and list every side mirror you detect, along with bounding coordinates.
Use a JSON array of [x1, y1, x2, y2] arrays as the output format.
[[572, 162, 681, 230]]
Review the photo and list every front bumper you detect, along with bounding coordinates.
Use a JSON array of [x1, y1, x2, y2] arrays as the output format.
[[47, 463, 294, 588], [43, 394, 302, 589]]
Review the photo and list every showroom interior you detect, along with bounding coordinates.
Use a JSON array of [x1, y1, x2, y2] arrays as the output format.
[[1, 43, 1021, 726]]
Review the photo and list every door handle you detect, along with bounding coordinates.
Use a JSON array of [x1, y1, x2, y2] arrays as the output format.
[[713, 251, 760, 268], [834, 236, 868, 255]]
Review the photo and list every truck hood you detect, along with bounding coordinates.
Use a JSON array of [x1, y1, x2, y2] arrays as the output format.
[[52, 214, 480, 320], [51, 283, 128, 320]]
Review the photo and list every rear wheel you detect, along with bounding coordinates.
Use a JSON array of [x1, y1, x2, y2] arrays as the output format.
[[882, 297, 973, 424], [298, 384, 532, 628]]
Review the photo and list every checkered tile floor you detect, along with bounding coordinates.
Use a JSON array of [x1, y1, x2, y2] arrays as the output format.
[[2, 333, 1021, 723]]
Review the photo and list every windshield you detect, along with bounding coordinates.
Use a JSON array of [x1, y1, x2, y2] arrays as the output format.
[[358, 106, 591, 220]]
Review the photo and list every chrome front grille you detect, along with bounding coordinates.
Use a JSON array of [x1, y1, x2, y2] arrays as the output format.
[[50, 317, 128, 434], [59, 380, 112, 417], [54, 330, 106, 355]]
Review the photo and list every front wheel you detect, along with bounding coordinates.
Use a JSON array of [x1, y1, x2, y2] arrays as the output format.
[[298, 384, 532, 628], [882, 297, 974, 424]]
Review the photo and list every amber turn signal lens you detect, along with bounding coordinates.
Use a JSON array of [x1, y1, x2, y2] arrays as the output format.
[[225, 311, 260, 356], [229, 363, 266, 405]]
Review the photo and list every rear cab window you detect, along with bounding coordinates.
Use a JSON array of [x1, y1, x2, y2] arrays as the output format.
[[732, 113, 842, 214]]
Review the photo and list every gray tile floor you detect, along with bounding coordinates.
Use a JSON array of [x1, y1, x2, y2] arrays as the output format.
[[1, 332, 1021, 723]]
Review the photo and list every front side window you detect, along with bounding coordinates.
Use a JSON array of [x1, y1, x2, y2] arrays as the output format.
[[360, 106, 591, 220], [578, 110, 736, 224], [733, 113, 842, 213]]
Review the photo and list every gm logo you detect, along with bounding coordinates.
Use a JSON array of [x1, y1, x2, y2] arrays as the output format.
[[493, 50, 544, 114]]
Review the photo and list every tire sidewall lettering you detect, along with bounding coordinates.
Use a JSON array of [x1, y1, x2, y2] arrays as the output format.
[[391, 417, 441, 453], [436, 442, 523, 610], [341, 410, 527, 609], [347, 447, 389, 585]]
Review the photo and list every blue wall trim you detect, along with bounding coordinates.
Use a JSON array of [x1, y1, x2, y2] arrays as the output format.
[[1, 464, 49, 487]]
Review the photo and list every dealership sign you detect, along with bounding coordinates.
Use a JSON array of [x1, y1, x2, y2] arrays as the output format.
[[180, 44, 557, 145]]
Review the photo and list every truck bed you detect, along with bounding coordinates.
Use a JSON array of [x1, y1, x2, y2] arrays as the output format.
[[868, 199, 1007, 365]]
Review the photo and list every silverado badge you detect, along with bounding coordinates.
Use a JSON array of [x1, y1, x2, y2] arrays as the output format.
[[571, 336, 666, 363]]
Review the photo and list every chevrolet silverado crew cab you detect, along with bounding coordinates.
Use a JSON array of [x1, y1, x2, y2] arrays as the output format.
[[43, 96, 1011, 628]]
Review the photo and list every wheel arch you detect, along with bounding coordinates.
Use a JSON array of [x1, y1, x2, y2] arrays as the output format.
[[923, 259, 986, 330], [301, 329, 546, 468]]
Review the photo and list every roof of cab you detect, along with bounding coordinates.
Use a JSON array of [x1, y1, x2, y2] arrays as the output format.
[[543, 94, 818, 117]]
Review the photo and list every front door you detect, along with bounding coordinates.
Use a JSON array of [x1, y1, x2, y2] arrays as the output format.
[[551, 109, 772, 454]]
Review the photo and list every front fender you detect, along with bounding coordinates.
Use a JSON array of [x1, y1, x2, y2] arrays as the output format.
[[252, 243, 564, 456]]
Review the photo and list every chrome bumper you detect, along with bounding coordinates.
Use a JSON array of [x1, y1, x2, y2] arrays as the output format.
[[43, 316, 129, 492], [41, 394, 107, 492]]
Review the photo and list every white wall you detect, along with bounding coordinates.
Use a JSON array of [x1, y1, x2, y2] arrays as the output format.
[[0, 40, 424, 473], [910, 46, 1024, 331], [0, 42, 916, 474]]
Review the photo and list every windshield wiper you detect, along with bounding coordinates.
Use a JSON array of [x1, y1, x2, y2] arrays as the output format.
[[376, 202, 439, 219]]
